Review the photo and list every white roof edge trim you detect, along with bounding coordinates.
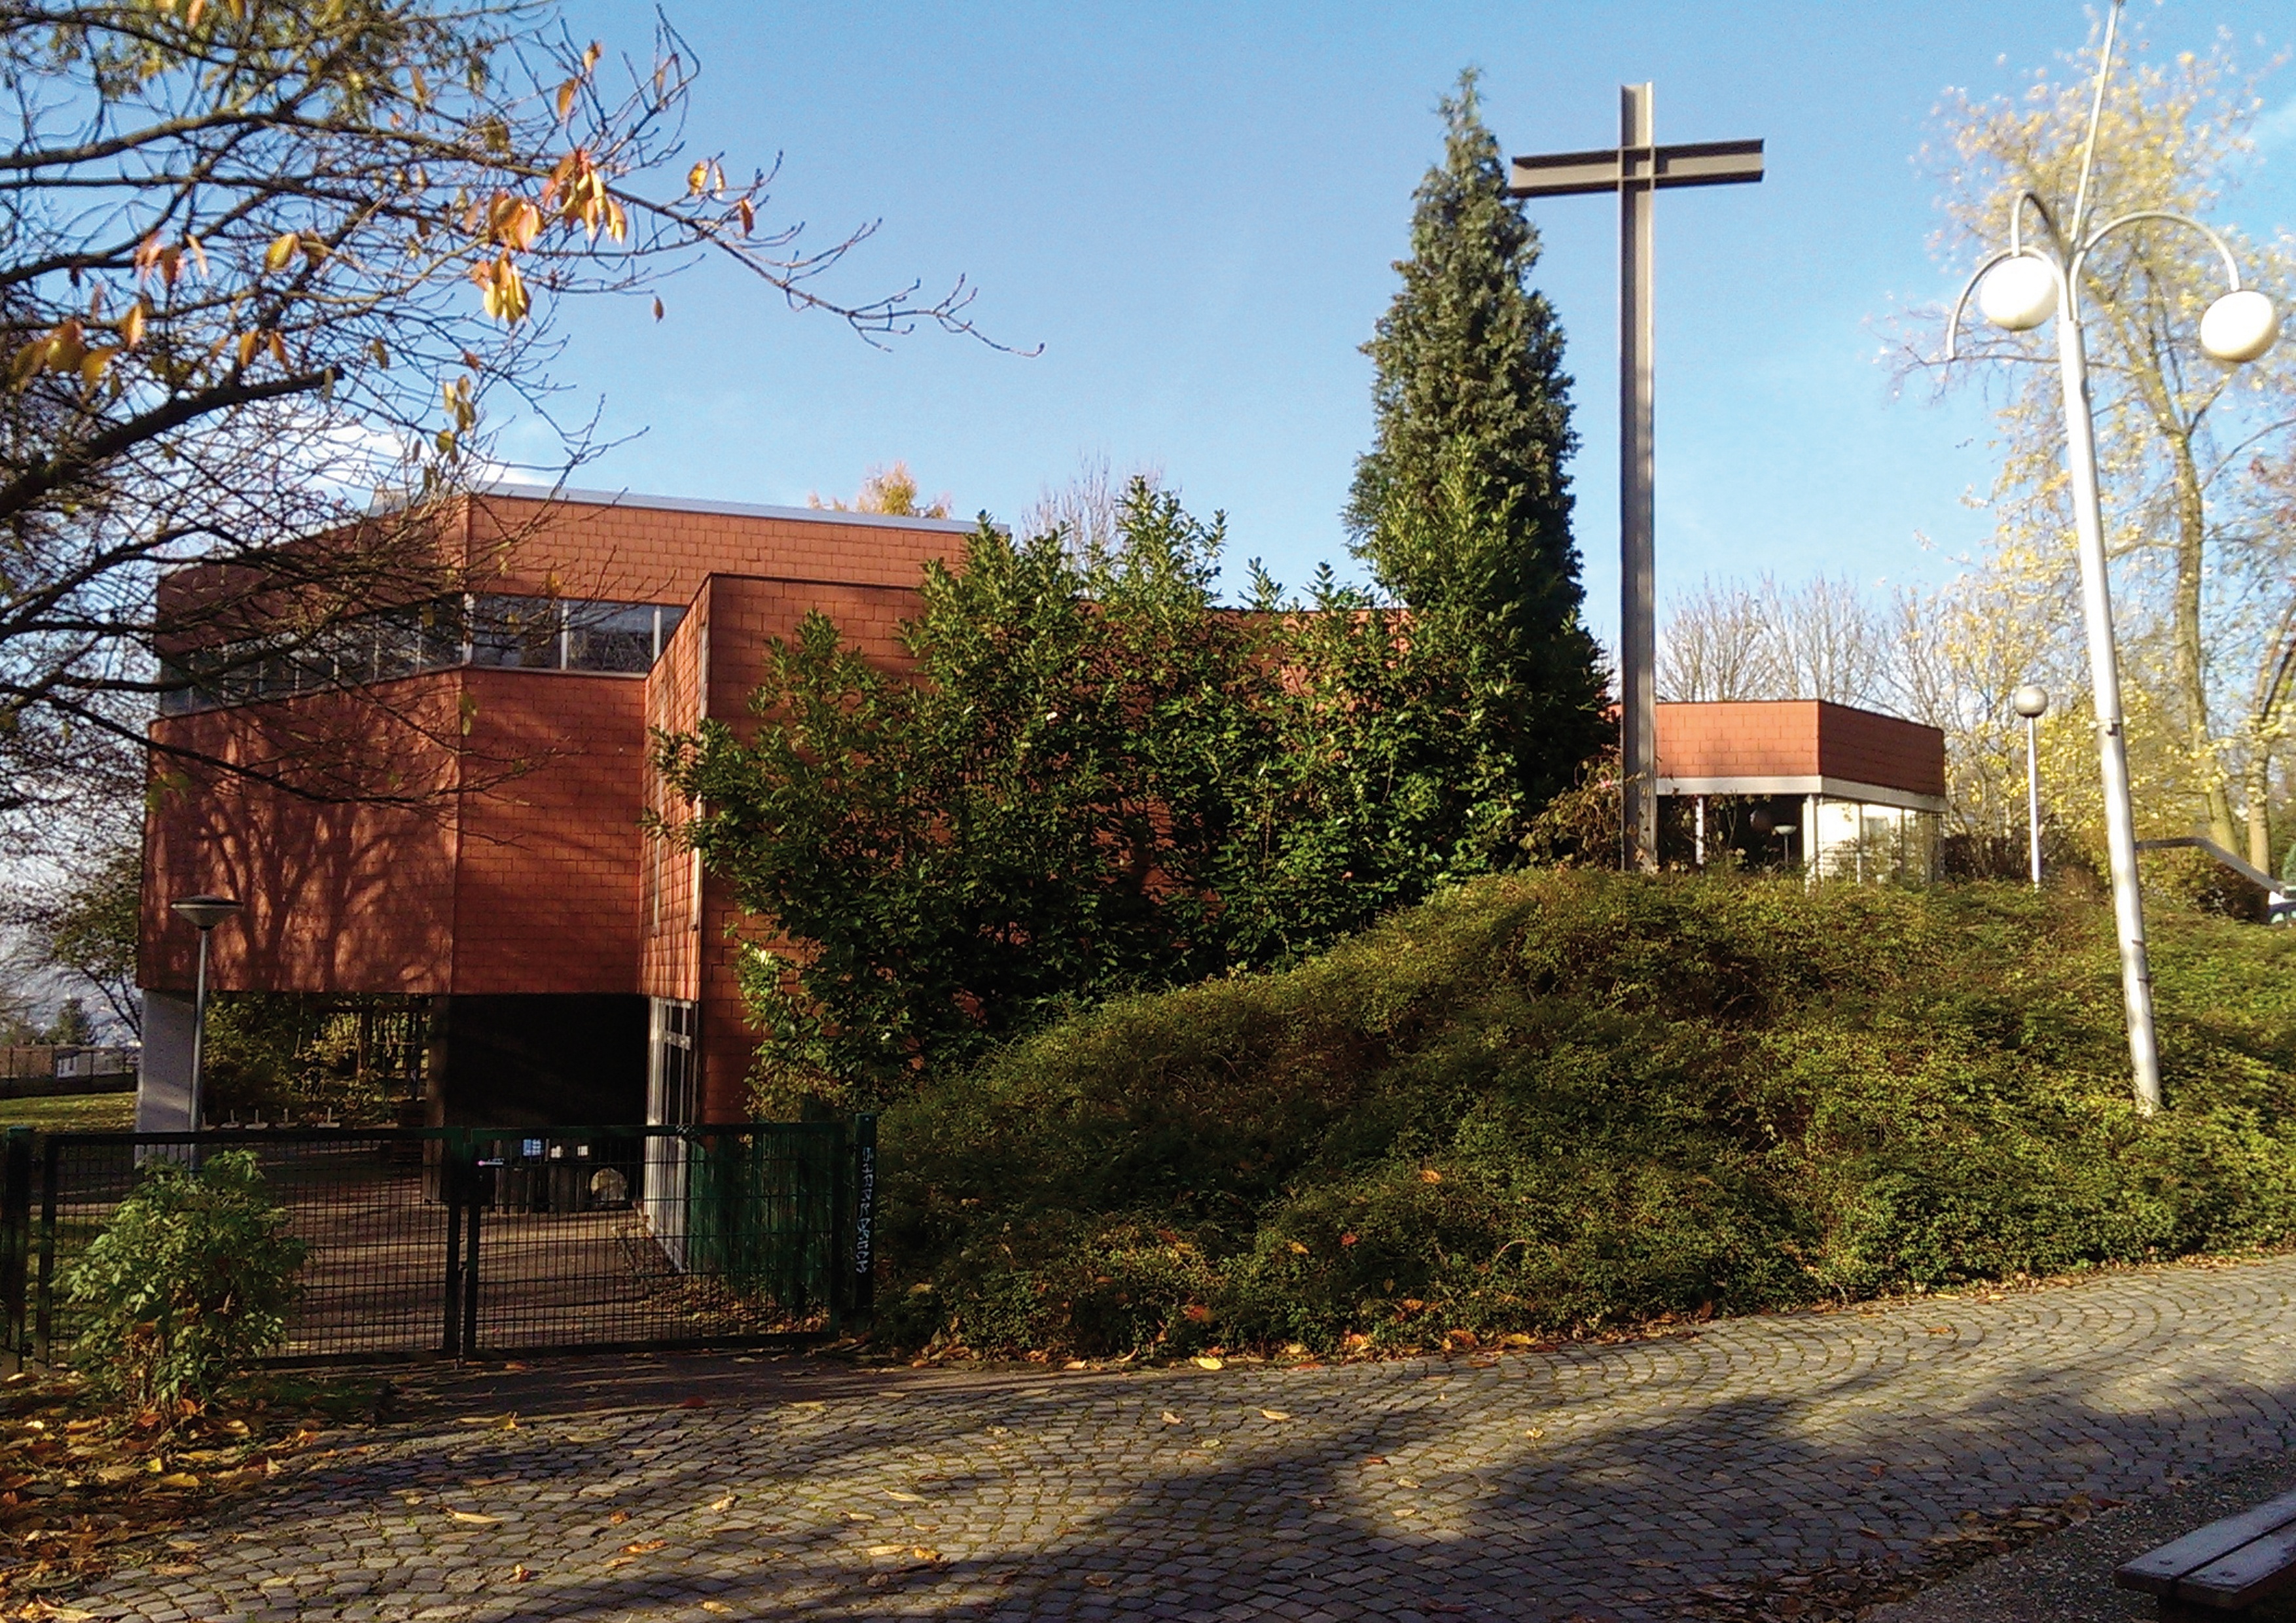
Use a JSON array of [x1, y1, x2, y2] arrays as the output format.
[[1657, 775, 1948, 814], [462, 480, 981, 534]]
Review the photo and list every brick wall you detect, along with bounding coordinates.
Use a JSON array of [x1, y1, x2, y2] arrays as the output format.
[[464, 492, 967, 604], [448, 668, 649, 995], [1655, 701, 1823, 780], [638, 580, 708, 1007], [1813, 702, 1947, 798], [1654, 700, 1945, 798], [141, 679, 464, 994]]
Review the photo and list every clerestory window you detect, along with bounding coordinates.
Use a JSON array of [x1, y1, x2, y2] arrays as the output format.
[[158, 595, 689, 715]]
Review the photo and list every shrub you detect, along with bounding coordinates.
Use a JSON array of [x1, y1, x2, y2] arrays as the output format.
[[874, 872, 2296, 1358], [63, 1150, 306, 1413]]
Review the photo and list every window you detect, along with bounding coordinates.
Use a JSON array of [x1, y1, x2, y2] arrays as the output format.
[[468, 596, 560, 669], [157, 592, 689, 713], [568, 602, 660, 673]]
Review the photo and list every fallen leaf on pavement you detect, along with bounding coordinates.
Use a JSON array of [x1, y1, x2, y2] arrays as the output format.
[[1192, 1357, 1223, 1370], [708, 1493, 736, 1511], [507, 1564, 532, 1582], [1259, 1409, 1291, 1422], [448, 1509, 499, 1525], [884, 1489, 922, 1503], [1160, 1411, 1183, 1425], [621, 1539, 668, 1555], [702, 1604, 734, 1614], [608, 1510, 630, 1524], [1085, 1573, 1115, 1588]]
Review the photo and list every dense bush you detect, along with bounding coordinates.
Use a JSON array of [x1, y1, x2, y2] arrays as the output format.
[[662, 482, 1605, 1113], [63, 1150, 306, 1413], [874, 872, 2296, 1357]]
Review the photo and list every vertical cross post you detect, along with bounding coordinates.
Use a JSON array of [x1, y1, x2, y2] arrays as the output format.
[[1618, 84, 1659, 871], [1509, 86, 1763, 872]]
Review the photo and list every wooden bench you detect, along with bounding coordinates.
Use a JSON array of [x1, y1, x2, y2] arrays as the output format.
[[2116, 1489, 2296, 1616]]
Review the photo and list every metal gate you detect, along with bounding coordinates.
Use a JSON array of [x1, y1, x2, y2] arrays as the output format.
[[0, 1119, 877, 1366]]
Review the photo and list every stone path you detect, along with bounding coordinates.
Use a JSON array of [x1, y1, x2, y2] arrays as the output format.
[[76, 1254, 2296, 1622]]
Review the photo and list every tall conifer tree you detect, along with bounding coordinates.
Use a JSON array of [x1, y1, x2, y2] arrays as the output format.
[[1347, 70, 1605, 810]]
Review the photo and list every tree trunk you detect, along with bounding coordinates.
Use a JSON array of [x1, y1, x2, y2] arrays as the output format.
[[2168, 427, 2238, 847], [2246, 743, 2274, 874]]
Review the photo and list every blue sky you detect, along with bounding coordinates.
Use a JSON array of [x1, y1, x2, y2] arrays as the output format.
[[526, 1, 2296, 656]]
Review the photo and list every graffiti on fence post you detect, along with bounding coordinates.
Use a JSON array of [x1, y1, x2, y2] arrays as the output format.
[[851, 1114, 877, 1319]]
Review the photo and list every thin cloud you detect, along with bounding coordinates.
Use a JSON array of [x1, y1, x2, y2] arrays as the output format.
[[2258, 95, 2296, 151]]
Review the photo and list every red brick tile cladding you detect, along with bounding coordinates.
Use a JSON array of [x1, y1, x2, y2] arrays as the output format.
[[703, 575, 918, 1118], [1654, 700, 1945, 798], [141, 676, 463, 995], [144, 493, 962, 1086]]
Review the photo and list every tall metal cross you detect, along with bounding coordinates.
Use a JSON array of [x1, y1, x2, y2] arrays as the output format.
[[1509, 84, 1763, 872]]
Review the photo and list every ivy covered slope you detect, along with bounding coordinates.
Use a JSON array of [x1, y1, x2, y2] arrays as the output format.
[[878, 872, 2296, 1357]]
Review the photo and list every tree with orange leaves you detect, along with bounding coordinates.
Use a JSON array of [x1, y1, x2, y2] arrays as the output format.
[[0, 0, 994, 836]]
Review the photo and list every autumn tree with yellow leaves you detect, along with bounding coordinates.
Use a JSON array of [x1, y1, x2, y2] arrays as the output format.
[[0, 0, 986, 834], [1909, 22, 2296, 870]]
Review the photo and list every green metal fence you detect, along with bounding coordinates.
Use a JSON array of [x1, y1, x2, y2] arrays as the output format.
[[0, 1118, 878, 1367]]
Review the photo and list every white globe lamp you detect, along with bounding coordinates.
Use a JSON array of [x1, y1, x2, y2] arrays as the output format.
[[1979, 256, 2059, 332], [2198, 289, 2278, 365]]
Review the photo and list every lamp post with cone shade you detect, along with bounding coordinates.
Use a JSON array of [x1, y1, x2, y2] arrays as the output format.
[[170, 894, 242, 1134], [1945, 0, 2280, 1115], [2014, 685, 2049, 891]]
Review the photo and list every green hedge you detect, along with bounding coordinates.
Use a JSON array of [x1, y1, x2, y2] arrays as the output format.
[[874, 872, 2296, 1357]]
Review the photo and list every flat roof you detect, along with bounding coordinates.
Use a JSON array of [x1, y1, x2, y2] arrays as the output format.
[[471, 481, 979, 535]]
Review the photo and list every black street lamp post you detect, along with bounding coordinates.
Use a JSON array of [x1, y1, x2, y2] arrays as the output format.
[[170, 894, 243, 1133]]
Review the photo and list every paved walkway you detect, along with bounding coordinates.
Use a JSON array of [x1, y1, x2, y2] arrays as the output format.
[[77, 1255, 2296, 1623]]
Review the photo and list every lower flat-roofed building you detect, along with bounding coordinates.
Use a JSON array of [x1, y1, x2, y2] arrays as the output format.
[[1655, 699, 1948, 880], [137, 487, 971, 1132]]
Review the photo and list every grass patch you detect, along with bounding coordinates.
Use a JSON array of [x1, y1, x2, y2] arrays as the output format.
[[0, 1092, 134, 1133], [875, 872, 2296, 1359]]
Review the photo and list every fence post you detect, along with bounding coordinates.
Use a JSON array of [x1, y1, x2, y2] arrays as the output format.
[[440, 1132, 464, 1358], [849, 1113, 877, 1324], [459, 1138, 483, 1359], [32, 1137, 59, 1367], [0, 1130, 29, 1373]]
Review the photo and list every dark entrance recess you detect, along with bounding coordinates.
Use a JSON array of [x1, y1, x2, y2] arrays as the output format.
[[426, 995, 647, 1128], [1656, 793, 1808, 873]]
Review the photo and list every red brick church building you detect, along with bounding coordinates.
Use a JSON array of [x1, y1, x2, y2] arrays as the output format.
[[137, 489, 1945, 1131], [137, 488, 973, 1131]]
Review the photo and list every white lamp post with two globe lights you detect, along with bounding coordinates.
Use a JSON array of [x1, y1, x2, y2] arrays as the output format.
[[1945, 0, 2280, 1115]]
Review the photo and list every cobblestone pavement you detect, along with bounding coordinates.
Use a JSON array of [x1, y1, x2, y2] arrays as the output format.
[[76, 1255, 2296, 1623]]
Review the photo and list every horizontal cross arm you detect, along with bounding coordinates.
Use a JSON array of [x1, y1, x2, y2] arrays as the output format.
[[1509, 137, 1765, 198], [1507, 147, 1623, 198], [1651, 138, 1763, 188]]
